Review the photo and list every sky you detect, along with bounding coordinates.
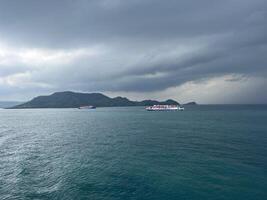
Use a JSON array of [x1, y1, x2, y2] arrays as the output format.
[[0, 0, 266, 104]]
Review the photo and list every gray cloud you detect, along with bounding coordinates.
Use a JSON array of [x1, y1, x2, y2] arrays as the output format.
[[0, 0, 266, 103], [0, 0, 265, 46]]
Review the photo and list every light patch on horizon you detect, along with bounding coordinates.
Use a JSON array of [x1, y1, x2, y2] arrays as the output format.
[[0, 42, 104, 67], [0, 71, 53, 89], [106, 74, 267, 104], [155, 75, 267, 104]]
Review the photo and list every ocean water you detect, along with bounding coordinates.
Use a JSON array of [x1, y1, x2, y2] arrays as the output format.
[[0, 105, 266, 200]]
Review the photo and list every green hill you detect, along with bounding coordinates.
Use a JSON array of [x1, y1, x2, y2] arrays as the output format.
[[10, 91, 180, 108]]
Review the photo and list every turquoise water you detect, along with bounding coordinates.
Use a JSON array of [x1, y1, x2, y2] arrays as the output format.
[[0, 105, 266, 200]]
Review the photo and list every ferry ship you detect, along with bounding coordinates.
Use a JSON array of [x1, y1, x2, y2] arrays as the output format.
[[78, 105, 96, 109], [146, 105, 184, 111]]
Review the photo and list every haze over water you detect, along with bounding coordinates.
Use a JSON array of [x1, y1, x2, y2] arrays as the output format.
[[0, 105, 266, 200]]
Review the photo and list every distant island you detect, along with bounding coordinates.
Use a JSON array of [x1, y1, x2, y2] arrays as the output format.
[[9, 91, 187, 109], [183, 102, 197, 105], [0, 101, 24, 108]]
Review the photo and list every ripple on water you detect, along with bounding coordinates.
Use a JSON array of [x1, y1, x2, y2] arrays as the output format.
[[0, 107, 267, 200]]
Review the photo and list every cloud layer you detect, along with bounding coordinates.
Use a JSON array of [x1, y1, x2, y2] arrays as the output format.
[[0, 0, 266, 103]]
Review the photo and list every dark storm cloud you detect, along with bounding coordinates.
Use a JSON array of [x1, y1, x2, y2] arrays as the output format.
[[0, 0, 265, 47], [0, 0, 266, 102]]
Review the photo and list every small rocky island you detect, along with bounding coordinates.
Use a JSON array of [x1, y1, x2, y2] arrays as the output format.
[[183, 102, 197, 105]]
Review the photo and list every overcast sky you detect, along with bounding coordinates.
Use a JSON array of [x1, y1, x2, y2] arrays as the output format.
[[0, 0, 266, 103]]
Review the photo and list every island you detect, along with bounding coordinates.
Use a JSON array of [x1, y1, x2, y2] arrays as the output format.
[[183, 101, 197, 106], [0, 101, 24, 108], [9, 91, 181, 109]]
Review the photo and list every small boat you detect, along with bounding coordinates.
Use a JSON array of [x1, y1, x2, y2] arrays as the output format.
[[78, 105, 96, 109], [146, 105, 184, 111]]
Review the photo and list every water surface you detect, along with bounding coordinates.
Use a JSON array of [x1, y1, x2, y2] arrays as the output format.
[[0, 105, 266, 199]]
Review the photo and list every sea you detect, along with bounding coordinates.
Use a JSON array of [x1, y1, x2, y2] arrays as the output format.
[[0, 105, 266, 200]]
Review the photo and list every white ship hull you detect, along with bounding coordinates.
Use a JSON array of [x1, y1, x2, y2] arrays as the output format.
[[78, 105, 96, 109], [146, 105, 184, 111]]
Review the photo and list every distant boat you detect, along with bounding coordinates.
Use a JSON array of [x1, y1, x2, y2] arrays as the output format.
[[78, 105, 96, 109], [146, 105, 184, 111]]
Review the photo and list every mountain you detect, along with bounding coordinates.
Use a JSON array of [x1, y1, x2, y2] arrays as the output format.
[[9, 91, 180, 109], [183, 101, 197, 105], [0, 101, 24, 108]]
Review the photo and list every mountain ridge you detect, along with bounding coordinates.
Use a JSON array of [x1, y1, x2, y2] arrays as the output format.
[[9, 91, 180, 109]]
